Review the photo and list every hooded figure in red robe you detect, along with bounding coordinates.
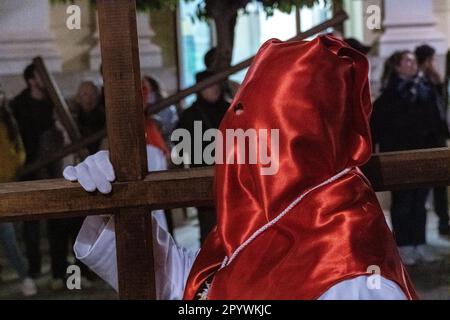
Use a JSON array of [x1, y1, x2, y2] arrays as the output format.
[[183, 35, 417, 300], [67, 35, 417, 300]]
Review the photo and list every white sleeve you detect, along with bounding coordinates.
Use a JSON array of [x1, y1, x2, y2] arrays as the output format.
[[73, 215, 117, 290], [74, 212, 198, 300], [146, 144, 169, 231], [318, 275, 407, 300]]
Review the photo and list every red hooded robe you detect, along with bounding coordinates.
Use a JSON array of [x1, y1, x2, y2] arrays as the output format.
[[184, 35, 417, 300]]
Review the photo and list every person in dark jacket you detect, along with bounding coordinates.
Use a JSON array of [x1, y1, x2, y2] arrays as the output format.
[[415, 45, 450, 236], [175, 70, 230, 243], [10, 63, 68, 289], [204, 48, 240, 99], [371, 50, 444, 265]]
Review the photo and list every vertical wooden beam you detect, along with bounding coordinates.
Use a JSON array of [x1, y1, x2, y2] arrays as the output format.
[[96, 1, 147, 180], [97, 0, 155, 299]]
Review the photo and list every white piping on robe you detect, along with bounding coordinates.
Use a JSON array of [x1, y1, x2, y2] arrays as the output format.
[[219, 167, 353, 270]]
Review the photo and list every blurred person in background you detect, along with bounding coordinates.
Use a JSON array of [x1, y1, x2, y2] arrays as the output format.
[[175, 70, 230, 243], [70, 81, 105, 155], [142, 76, 178, 149], [204, 47, 239, 100], [10, 63, 67, 290], [0, 86, 37, 296], [142, 77, 171, 232], [415, 44, 450, 237], [372, 51, 444, 265]]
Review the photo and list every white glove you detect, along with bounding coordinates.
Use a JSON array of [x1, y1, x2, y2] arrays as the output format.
[[63, 150, 115, 194]]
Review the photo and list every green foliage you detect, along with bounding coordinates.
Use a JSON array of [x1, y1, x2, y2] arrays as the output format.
[[135, 0, 178, 11], [51, 0, 333, 16], [259, 0, 331, 16]]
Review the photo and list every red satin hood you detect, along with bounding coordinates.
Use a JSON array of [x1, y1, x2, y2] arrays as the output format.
[[215, 35, 373, 253], [183, 35, 417, 300]]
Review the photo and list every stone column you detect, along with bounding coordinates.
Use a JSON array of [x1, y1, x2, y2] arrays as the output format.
[[89, 11, 162, 71], [433, 0, 450, 47], [0, 0, 62, 75], [136, 12, 163, 69]]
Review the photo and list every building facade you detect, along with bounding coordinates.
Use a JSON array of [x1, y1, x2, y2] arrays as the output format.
[[0, 0, 448, 100]]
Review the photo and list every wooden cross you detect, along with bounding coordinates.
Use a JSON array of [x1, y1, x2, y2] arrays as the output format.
[[0, 0, 449, 301], [95, 0, 153, 299]]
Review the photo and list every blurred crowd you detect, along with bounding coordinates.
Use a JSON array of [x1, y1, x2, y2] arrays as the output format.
[[371, 44, 450, 266]]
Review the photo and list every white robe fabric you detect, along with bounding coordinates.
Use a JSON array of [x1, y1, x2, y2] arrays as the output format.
[[74, 214, 407, 300], [73, 145, 407, 300]]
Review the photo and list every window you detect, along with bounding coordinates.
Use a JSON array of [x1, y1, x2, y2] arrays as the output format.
[[178, 0, 211, 96], [177, 1, 332, 89]]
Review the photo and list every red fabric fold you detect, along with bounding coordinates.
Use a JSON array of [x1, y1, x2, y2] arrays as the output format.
[[184, 35, 417, 300]]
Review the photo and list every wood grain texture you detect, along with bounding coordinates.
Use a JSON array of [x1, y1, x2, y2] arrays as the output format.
[[361, 148, 450, 191], [1, 148, 450, 219], [115, 207, 156, 300], [97, 0, 147, 181], [0, 167, 214, 219], [97, 0, 153, 299]]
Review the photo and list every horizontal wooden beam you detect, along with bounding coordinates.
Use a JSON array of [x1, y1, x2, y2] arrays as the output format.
[[0, 148, 449, 222], [0, 167, 214, 221], [361, 147, 450, 191]]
